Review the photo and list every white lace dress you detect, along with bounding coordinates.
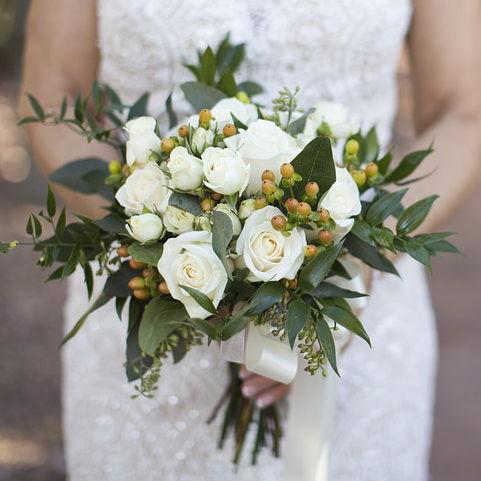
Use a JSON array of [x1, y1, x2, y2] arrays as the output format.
[[62, 1, 438, 480]]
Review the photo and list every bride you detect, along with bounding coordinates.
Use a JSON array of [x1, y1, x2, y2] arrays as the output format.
[[20, 1, 481, 480]]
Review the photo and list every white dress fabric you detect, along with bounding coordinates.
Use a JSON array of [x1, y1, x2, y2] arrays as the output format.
[[62, 1, 438, 480]]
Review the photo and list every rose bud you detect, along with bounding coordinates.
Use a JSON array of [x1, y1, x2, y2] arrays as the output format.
[[222, 123, 237, 138], [161, 138, 176, 154], [198, 108, 212, 125], [133, 288, 150, 300], [318, 208, 330, 223], [285, 198, 299, 214], [254, 197, 268, 209], [351, 169, 367, 187], [305, 182, 319, 197], [261, 179, 276, 195], [261, 169, 276, 182], [297, 202, 312, 217], [117, 245, 129, 258], [178, 124, 190, 138], [201, 198, 215, 212], [108, 159, 122, 175], [128, 276, 146, 290], [271, 215, 287, 231], [158, 281, 170, 295], [318, 230, 333, 246], [364, 162, 379, 178], [280, 163, 295, 179], [129, 258, 147, 270], [304, 245, 318, 258], [345, 139, 360, 156]]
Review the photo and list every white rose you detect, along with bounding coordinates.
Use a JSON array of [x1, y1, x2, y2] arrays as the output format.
[[192, 127, 214, 155], [124, 116, 161, 166], [163, 206, 195, 234], [168, 146, 203, 191], [238, 199, 256, 220], [157, 231, 228, 319], [303, 101, 360, 143], [126, 213, 164, 243], [319, 167, 362, 221], [211, 97, 258, 127], [115, 162, 170, 216], [202, 147, 250, 196], [236, 206, 307, 282], [224, 119, 300, 196], [214, 203, 241, 236]]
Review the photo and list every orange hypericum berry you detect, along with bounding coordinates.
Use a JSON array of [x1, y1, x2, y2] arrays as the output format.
[[318, 208, 330, 223], [345, 139, 360, 156], [161, 138, 176, 154], [285, 198, 299, 214], [178, 124, 190, 138], [280, 163, 295, 179], [128, 276, 146, 290], [254, 197, 268, 209], [129, 258, 147, 270], [365, 162, 379, 178], [304, 245, 318, 258], [351, 169, 367, 187], [261, 170, 276, 182], [318, 230, 333, 246], [271, 215, 287, 231], [158, 281, 170, 295], [297, 202, 312, 217], [304, 181, 319, 197], [222, 123, 237, 137], [198, 108, 212, 124], [201, 198, 215, 212], [261, 180, 276, 195], [117, 245, 129, 258], [133, 288, 150, 300]]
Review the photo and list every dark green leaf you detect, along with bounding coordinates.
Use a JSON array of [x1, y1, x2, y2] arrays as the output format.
[[46, 185, 56, 217], [291, 136, 336, 197], [18, 116, 39, 125], [316, 315, 339, 376], [217, 44, 245, 75], [200, 46, 216, 85], [365, 189, 407, 225], [186, 317, 219, 340], [115, 296, 127, 321], [323, 305, 371, 346], [31, 214, 42, 237], [350, 218, 375, 246], [56, 207, 66, 237], [286, 109, 314, 136], [345, 235, 399, 276], [104, 263, 141, 298], [310, 282, 367, 299], [168, 191, 203, 216], [396, 195, 438, 235], [82, 262, 94, 299], [45, 266, 64, 282], [60, 292, 112, 346], [287, 300, 311, 348], [221, 315, 250, 340], [27, 93, 45, 119], [128, 242, 163, 266], [138, 298, 187, 355], [165, 91, 178, 129], [424, 239, 460, 254], [363, 127, 379, 163], [74, 94, 84, 123], [93, 213, 127, 234], [237, 81, 263, 97], [180, 81, 226, 111], [125, 299, 149, 381], [371, 226, 395, 250], [244, 282, 286, 315], [414, 231, 454, 245], [61, 246, 78, 278], [376, 150, 393, 175], [299, 242, 344, 291], [179, 285, 217, 315], [400, 238, 432, 270], [212, 210, 234, 277], [128, 93, 149, 120], [386, 146, 433, 182], [217, 70, 238, 96]]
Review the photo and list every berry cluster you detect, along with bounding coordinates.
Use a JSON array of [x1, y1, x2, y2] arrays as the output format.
[[343, 139, 381, 187]]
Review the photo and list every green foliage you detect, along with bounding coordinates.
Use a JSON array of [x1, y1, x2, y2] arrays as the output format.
[[286, 300, 311, 348], [179, 285, 217, 315], [322, 305, 371, 346], [396, 195, 438, 235], [168, 191, 203, 216], [316, 315, 339, 375], [127, 242, 164, 266], [180, 81, 227, 111], [127, 93, 149, 120], [386, 146, 433, 183], [365, 189, 407, 225], [212, 210, 234, 277], [310, 282, 367, 300], [244, 282, 286, 316], [104, 263, 142, 297]]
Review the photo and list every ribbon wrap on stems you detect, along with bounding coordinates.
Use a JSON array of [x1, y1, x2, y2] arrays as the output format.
[[219, 257, 368, 480]]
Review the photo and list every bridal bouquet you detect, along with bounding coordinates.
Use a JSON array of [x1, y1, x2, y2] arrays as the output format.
[[3, 35, 457, 464]]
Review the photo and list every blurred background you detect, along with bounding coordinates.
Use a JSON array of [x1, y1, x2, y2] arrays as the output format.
[[0, 2, 480, 480]]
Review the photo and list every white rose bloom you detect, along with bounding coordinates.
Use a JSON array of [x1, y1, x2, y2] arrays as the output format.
[[214, 203, 242, 236], [157, 231, 228, 319], [303, 101, 360, 143], [163, 206, 195, 234], [202, 147, 250, 196], [238, 199, 256, 220], [224, 119, 300, 196], [126, 213, 164, 243], [168, 146, 203, 191], [236, 206, 306, 282], [192, 127, 214, 155], [124, 116, 161, 166], [115, 162, 170, 216], [211, 97, 258, 127]]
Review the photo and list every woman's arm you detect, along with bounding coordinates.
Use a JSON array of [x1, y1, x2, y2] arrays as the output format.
[[403, 0, 481, 230], [19, 0, 115, 218]]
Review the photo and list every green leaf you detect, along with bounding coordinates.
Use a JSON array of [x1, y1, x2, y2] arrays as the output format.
[[237, 81, 263, 97], [386, 146, 433, 182], [115, 296, 127, 321], [138, 298, 188, 356], [310, 282, 367, 300], [217, 43, 245, 75], [93, 214, 127, 234], [363, 127, 380, 164], [217, 70, 238, 96], [200, 46, 216, 85], [104, 263, 141, 298], [18, 116, 39, 125], [399, 238, 432, 270], [350, 218, 375, 246], [74, 94, 84, 123], [291, 136, 336, 197], [31, 214, 42, 238], [60, 292, 112, 346], [371, 226, 395, 250], [127, 242, 163, 266], [56, 207, 66, 237], [365, 189, 407, 225], [424, 239, 460, 254], [322, 305, 371, 346], [128, 93, 149, 120], [299, 242, 344, 291], [168, 191, 203, 216], [221, 315, 250, 340], [376, 150, 393, 175], [413, 231, 454, 245], [244, 282, 286, 315], [287, 300, 311, 348], [125, 299, 149, 381], [396, 195, 438, 235], [27, 93, 45, 119], [185, 317, 219, 340], [46, 185, 56, 217], [345, 235, 399, 276], [179, 285, 217, 315], [286, 108, 314, 136], [212, 210, 233, 277], [316, 315, 339, 376], [180, 81, 226, 111], [82, 262, 94, 299], [165, 91, 178, 129]]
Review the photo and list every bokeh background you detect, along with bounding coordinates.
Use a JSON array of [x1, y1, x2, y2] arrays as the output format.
[[0, 2, 480, 480]]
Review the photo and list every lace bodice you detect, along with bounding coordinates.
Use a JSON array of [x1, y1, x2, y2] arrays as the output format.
[[62, 2, 437, 481]]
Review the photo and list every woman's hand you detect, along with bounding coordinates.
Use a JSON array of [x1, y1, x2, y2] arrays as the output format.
[[239, 366, 290, 408]]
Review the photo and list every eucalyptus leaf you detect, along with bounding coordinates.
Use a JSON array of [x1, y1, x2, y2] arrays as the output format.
[[237, 81, 263, 97], [168, 192, 203, 216], [212, 210, 234, 277], [165, 91, 178, 129], [93, 213, 127, 234], [286, 109, 314, 136], [180, 81, 226, 111], [128, 242, 164, 266]]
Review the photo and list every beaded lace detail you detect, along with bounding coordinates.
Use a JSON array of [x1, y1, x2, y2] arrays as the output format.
[[63, 1, 437, 480]]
